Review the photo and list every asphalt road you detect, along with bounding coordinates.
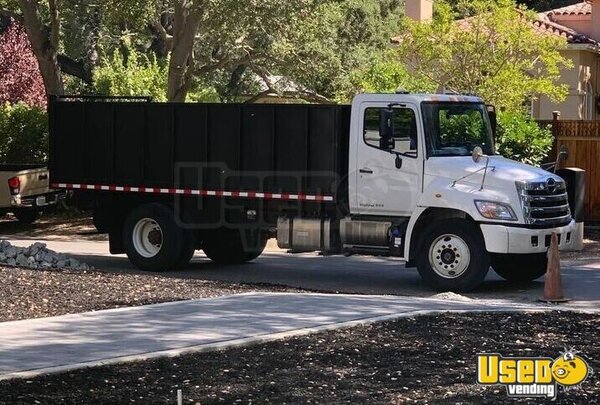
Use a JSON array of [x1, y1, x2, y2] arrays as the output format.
[[4, 237, 600, 309]]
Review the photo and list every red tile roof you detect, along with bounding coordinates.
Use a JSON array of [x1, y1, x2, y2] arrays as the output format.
[[535, 2, 597, 45], [393, 2, 598, 47], [545, 2, 591, 16], [533, 14, 596, 44]]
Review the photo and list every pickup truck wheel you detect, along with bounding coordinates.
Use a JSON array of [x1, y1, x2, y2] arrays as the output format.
[[203, 229, 267, 265], [416, 219, 490, 292], [123, 204, 187, 272], [13, 208, 41, 224], [491, 253, 547, 282]]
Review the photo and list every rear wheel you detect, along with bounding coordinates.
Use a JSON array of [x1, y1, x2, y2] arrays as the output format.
[[492, 253, 547, 282], [123, 203, 189, 272], [203, 228, 267, 265], [13, 208, 41, 224], [416, 219, 490, 292]]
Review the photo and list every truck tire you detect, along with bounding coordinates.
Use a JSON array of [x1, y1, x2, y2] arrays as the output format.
[[491, 253, 547, 282], [123, 203, 189, 272], [13, 208, 41, 224], [416, 219, 490, 292], [203, 229, 267, 265]]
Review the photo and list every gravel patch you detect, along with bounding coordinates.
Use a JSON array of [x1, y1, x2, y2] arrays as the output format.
[[0, 267, 302, 322], [0, 312, 597, 404]]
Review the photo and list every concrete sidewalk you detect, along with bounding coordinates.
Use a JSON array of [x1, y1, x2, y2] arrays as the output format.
[[0, 292, 584, 381]]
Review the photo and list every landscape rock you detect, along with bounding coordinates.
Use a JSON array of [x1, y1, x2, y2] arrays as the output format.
[[5, 246, 18, 259], [0, 240, 93, 271]]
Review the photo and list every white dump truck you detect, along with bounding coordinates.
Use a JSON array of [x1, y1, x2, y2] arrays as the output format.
[[49, 93, 576, 291]]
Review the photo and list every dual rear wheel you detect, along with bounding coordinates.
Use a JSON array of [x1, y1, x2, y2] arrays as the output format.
[[123, 203, 266, 272]]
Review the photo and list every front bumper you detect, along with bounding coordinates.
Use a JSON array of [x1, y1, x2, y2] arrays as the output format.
[[480, 220, 576, 254]]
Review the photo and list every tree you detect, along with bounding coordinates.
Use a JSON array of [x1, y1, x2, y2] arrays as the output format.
[[17, 0, 63, 95], [394, 0, 572, 111], [143, 0, 404, 102], [2, 0, 405, 103], [0, 20, 45, 106]]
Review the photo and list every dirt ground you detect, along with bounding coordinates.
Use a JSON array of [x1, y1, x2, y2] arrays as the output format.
[[0, 311, 597, 405], [562, 227, 600, 261], [0, 210, 104, 241], [0, 266, 304, 322]]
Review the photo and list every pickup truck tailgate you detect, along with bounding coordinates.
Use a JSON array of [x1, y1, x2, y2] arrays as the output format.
[[18, 168, 50, 197]]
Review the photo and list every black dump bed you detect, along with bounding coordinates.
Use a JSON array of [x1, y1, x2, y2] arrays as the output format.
[[49, 97, 351, 205]]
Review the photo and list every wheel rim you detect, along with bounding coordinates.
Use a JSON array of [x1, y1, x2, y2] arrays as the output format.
[[132, 218, 163, 258], [428, 234, 471, 279]]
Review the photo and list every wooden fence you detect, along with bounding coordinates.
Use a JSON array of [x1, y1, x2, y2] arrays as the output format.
[[545, 115, 600, 221]]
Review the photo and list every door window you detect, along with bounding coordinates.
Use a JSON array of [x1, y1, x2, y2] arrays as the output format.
[[363, 108, 418, 157]]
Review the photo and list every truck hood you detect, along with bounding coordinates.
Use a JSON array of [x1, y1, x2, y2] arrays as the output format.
[[425, 156, 560, 189]]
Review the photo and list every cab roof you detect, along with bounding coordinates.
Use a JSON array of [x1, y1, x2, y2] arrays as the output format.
[[352, 93, 484, 105]]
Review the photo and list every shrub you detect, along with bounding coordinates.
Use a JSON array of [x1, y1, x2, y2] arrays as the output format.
[[0, 103, 48, 163], [496, 111, 553, 166], [94, 49, 168, 101]]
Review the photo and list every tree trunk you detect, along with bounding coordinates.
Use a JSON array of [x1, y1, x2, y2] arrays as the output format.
[[167, 0, 202, 102], [18, 0, 63, 96]]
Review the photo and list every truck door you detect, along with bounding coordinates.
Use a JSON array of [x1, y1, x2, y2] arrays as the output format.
[[353, 103, 423, 217]]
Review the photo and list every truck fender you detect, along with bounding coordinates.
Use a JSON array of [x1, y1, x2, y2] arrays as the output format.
[[403, 180, 497, 261]]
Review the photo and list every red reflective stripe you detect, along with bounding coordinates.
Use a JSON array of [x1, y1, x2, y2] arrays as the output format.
[[52, 183, 334, 201]]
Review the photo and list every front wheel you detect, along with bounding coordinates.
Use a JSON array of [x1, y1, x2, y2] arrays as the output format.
[[491, 253, 547, 282], [416, 219, 490, 292]]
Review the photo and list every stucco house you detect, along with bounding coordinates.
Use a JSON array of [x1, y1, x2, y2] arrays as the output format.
[[404, 0, 600, 120], [532, 1, 600, 120]]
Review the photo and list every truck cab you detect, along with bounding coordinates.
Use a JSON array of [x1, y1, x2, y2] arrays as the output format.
[[344, 93, 574, 290]]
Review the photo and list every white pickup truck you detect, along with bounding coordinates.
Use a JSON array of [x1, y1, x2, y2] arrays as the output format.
[[49, 93, 576, 292], [0, 164, 63, 223]]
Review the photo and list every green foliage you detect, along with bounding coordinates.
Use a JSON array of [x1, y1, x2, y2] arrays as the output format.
[[0, 103, 48, 163], [276, 0, 405, 102], [439, 110, 486, 144], [496, 111, 553, 166], [195, 0, 404, 102], [94, 49, 168, 101], [395, 0, 572, 111], [351, 50, 437, 95]]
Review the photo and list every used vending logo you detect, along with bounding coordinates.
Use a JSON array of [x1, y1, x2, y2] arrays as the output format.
[[477, 350, 592, 399]]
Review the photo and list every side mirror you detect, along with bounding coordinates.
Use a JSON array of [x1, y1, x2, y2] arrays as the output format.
[[379, 108, 395, 151], [486, 105, 497, 140], [472, 146, 485, 163]]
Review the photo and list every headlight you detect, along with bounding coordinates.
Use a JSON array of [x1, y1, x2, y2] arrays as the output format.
[[474, 200, 517, 221]]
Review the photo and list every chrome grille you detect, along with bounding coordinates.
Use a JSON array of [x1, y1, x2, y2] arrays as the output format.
[[517, 179, 571, 226]]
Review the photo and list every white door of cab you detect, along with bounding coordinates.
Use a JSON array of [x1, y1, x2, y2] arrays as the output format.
[[354, 103, 423, 217]]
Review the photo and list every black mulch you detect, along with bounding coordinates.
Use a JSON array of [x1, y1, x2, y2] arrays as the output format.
[[0, 266, 301, 322], [1, 312, 598, 404]]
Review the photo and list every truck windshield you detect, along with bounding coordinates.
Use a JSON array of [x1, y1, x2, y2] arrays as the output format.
[[421, 102, 495, 157]]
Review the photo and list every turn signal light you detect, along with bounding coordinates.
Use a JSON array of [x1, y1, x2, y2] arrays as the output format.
[[8, 177, 20, 195]]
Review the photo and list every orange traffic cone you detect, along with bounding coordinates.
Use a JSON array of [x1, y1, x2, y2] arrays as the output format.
[[540, 232, 570, 303]]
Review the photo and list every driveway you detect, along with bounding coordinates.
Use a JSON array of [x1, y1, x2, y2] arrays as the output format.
[[4, 237, 600, 310], [0, 292, 577, 380]]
